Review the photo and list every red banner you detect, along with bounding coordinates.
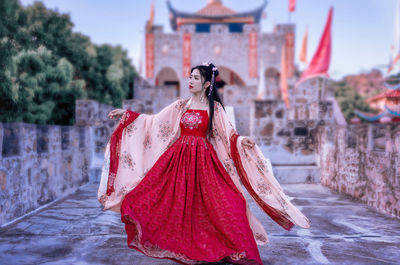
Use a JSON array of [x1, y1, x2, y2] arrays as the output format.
[[289, 0, 296, 12], [299, 26, 308, 64], [281, 46, 290, 108], [285, 32, 295, 78], [183, 33, 191, 77], [145, 33, 155, 78], [249, 32, 258, 78]]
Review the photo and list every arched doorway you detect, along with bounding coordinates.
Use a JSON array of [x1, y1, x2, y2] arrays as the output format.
[[218, 66, 246, 87], [214, 66, 246, 104], [155, 67, 180, 97]]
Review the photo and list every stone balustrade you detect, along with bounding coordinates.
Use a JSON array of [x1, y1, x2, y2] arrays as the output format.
[[0, 123, 90, 226]]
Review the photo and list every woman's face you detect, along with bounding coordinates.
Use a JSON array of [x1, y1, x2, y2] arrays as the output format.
[[189, 69, 205, 94]]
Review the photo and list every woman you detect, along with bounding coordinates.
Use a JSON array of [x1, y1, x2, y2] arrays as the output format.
[[98, 63, 310, 265]]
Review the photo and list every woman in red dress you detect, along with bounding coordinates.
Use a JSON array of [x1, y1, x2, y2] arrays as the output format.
[[98, 63, 310, 265]]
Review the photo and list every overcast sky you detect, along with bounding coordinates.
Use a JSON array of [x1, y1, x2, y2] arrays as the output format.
[[19, 0, 398, 80]]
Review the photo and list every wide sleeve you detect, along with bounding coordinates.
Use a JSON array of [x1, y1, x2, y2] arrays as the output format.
[[213, 101, 311, 230], [97, 99, 185, 213]]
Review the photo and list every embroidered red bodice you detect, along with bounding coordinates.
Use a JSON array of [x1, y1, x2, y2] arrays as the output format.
[[180, 109, 208, 138]]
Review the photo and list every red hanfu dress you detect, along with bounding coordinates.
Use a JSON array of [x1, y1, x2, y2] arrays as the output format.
[[98, 98, 311, 265], [120, 109, 262, 264]]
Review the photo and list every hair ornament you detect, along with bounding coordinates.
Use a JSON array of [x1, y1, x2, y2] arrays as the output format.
[[209, 67, 217, 97]]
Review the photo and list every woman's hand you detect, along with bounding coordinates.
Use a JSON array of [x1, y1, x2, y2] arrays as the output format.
[[108, 109, 126, 120], [242, 137, 255, 149]]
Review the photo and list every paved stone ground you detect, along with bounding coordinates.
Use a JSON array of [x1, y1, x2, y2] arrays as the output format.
[[1, 183, 399, 265]]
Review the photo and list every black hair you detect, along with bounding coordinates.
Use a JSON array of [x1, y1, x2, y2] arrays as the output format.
[[190, 63, 225, 137]]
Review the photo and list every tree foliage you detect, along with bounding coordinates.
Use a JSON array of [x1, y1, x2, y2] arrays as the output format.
[[333, 80, 374, 121], [0, 0, 136, 125]]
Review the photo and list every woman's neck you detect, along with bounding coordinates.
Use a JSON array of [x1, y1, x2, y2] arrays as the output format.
[[191, 91, 207, 103], [190, 94, 209, 109]]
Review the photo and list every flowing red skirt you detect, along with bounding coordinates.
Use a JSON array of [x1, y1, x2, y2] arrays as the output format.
[[120, 134, 263, 265]]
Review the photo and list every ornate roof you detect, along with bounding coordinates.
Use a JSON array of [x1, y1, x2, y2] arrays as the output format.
[[196, 0, 236, 16], [357, 82, 400, 122], [167, 0, 268, 31], [385, 89, 400, 99], [366, 83, 400, 103]]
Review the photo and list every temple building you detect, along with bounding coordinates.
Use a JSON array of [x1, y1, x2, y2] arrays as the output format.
[[139, 0, 295, 101], [355, 83, 400, 123]]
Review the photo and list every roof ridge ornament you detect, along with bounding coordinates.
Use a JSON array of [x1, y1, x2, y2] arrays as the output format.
[[208, 0, 222, 4]]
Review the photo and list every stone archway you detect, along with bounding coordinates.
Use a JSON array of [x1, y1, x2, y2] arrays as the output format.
[[155, 67, 180, 97], [218, 66, 246, 87]]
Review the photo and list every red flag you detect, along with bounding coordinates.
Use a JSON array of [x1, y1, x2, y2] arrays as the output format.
[[296, 7, 333, 86], [289, 0, 296, 12], [146, 0, 155, 32]]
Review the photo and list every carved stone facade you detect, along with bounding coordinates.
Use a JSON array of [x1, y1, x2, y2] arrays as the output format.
[[145, 23, 290, 97], [134, 22, 294, 111]]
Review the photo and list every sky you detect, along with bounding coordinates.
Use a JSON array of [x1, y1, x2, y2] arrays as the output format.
[[19, 0, 399, 80]]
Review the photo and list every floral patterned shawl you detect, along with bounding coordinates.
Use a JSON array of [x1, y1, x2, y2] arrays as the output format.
[[98, 97, 310, 245]]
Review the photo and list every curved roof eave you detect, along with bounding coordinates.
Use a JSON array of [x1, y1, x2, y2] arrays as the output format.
[[167, 0, 268, 30]]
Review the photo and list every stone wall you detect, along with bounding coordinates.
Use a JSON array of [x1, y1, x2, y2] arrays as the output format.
[[75, 100, 118, 183], [223, 85, 257, 136], [0, 123, 90, 226], [248, 79, 333, 163], [131, 77, 179, 114], [0, 100, 121, 227], [317, 123, 400, 218]]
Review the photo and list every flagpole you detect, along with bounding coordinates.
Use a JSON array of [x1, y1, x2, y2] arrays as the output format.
[[288, 0, 294, 23]]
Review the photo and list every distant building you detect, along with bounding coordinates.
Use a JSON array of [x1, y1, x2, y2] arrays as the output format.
[[355, 82, 400, 123], [139, 0, 294, 101]]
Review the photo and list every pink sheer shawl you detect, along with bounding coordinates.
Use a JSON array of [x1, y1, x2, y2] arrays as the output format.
[[98, 98, 310, 245]]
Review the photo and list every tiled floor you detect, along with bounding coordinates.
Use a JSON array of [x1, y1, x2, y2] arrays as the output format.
[[1, 183, 399, 265]]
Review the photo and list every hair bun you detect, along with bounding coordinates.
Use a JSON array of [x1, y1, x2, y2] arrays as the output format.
[[208, 63, 219, 77]]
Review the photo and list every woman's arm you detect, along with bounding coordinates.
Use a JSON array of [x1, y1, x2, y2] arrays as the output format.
[[101, 98, 186, 198]]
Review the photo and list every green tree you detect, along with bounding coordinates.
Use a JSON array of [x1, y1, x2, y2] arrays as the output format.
[[0, 0, 136, 124], [7, 46, 86, 124], [0, 0, 22, 120], [333, 81, 374, 121], [84, 44, 134, 107]]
